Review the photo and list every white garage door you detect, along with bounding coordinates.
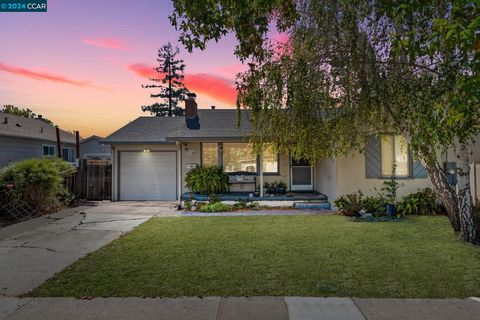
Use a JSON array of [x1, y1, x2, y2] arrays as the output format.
[[119, 151, 177, 200]]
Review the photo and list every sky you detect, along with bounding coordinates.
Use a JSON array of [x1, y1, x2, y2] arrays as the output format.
[[0, 0, 247, 137]]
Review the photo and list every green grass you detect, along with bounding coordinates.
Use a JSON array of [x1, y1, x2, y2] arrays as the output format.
[[32, 215, 480, 298]]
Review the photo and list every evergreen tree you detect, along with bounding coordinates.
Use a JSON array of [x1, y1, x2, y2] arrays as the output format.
[[141, 42, 188, 116]]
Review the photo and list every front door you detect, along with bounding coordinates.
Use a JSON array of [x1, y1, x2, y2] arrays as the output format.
[[290, 158, 313, 191]]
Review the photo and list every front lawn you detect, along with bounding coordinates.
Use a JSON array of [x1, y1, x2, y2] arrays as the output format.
[[33, 215, 480, 298]]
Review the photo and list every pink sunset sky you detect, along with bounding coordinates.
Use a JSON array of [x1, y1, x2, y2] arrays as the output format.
[[0, 0, 248, 137]]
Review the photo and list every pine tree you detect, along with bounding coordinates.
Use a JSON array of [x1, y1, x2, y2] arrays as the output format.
[[141, 42, 188, 116]]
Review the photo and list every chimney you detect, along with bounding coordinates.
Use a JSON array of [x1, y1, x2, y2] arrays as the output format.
[[211, 105, 216, 110], [185, 93, 200, 129]]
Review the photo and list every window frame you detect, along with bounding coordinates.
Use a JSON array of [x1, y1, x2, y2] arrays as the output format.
[[380, 135, 411, 179], [200, 142, 280, 175], [42, 144, 56, 157], [61, 147, 76, 163]]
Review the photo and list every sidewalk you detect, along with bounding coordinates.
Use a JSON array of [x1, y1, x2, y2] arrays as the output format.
[[1, 296, 479, 320]]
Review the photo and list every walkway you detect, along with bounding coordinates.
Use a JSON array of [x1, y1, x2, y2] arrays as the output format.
[[1, 296, 479, 320]]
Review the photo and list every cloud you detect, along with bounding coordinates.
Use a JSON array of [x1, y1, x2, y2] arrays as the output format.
[[82, 37, 127, 50], [127, 63, 237, 106], [0, 62, 100, 88], [216, 63, 247, 79]]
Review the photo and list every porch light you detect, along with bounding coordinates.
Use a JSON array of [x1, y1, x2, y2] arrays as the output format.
[[143, 148, 151, 153]]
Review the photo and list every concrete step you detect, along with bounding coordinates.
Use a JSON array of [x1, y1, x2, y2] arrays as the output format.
[[293, 201, 331, 210]]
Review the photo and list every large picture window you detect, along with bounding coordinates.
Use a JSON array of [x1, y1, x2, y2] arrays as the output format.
[[262, 145, 279, 174], [223, 143, 257, 173], [62, 148, 75, 163], [381, 135, 409, 177], [201, 143, 218, 167]]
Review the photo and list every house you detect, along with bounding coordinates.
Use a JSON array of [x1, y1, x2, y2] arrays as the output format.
[[104, 93, 461, 204], [80, 135, 111, 160], [0, 112, 77, 167]]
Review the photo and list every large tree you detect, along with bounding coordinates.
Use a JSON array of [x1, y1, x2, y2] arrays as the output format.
[[142, 42, 189, 117], [1, 105, 54, 125], [170, 0, 480, 243]]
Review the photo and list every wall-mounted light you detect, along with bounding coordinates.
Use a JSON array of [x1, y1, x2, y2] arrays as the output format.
[[143, 148, 151, 153]]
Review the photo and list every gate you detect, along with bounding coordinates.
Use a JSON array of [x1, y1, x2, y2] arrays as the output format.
[[66, 160, 111, 200]]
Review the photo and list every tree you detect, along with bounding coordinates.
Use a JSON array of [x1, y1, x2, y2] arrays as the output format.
[[170, 0, 480, 243], [141, 42, 189, 116], [1, 105, 54, 125]]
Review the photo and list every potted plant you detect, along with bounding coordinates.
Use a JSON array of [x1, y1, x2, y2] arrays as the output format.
[[268, 181, 277, 194], [263, 182, 269, 195], [381, 163, 401, 217], [277, 181, 286, 194]]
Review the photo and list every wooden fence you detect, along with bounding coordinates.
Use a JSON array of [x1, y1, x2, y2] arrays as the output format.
[[65, 159, 112, 201]]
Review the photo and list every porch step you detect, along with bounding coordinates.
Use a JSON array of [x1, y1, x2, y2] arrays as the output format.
[[293, 201, 331, 210]]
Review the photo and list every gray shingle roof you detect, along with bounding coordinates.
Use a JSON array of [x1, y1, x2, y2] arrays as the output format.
[[0, 112, 76, 144], [103, 110, 252, 144]]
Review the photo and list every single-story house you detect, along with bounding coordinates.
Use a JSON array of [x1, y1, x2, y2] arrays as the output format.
[[80, 135, 111, 160], [0, 112, 76, 167], [104, 93, 477, 204]]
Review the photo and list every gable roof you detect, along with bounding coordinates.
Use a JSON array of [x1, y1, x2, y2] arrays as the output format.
[[81, 135, 104, 144], [0, 112, 76, 144], [103, 109, 252, 144]]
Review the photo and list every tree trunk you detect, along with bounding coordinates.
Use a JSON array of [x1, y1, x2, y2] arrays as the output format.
[[422, 159, 461, 232], [418, 149, 460, 232], [455, 143, 478, 243]]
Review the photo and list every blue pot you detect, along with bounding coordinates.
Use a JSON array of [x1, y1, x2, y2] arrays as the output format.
[[386, 204, 396, 217]]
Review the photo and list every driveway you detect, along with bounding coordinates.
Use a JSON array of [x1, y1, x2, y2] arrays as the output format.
[[0, 201, 178, 296]]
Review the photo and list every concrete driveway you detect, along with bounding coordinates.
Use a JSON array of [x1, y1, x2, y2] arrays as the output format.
[[0, 201, 178, 297]]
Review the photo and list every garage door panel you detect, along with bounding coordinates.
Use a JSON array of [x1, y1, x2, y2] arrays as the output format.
[[119, 151, 177, 201]]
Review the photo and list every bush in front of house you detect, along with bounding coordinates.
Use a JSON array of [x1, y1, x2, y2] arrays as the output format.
[[334, 187, 441, 217], [0, 157, 76, 211], [199, 202, 233, 212], [185, 166, 228, 196], [396, 188, 440, 216]]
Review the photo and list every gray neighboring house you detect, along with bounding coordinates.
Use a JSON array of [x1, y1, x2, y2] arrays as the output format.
[[0, 111, 76, 167], [80, 135, 111, 160]]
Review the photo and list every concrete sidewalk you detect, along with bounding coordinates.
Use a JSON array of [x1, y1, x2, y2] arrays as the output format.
[[0, 201, 177, 296], [1, 297, 479, 320]]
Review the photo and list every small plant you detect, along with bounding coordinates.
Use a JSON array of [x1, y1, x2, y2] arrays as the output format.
[[381, 163, 401, 205], [397, 188, 439, 216], [185, 166, 228, 196], [277, 181, 287, 194], [334, 191, 364, 216], [199, 202, 232, 212], [362, 195, 386, 213]]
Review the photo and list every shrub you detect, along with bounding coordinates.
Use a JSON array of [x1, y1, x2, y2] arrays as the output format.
[[199, 202, 232, 212], [0, 158, 76, 211], [334, 191, 364, 216], [362, 195, 386, 214], [474, 207, 480, 236], [397, 188, 439, 216], [185, 166, 228, 196]]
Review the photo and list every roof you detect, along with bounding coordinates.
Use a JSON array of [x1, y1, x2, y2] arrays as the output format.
[[103, 109, 252, 144], [0, 112, 76, 144], [81, 135, 104, 143]]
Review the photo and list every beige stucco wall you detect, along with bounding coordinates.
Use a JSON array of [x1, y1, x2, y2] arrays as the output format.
[[335, 152, 432, 201], [315, 158, 337, 201]]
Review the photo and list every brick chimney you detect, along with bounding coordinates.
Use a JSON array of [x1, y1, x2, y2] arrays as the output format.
[[185, 93, 200, 129]]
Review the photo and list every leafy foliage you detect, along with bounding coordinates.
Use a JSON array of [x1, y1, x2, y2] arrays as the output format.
[[199, 202, 232, 212], [141, 42, 189, 116], [185, 166, 228, 196], [2, 105, 53, 125], [397, 188, 440, 216], [0, 158, 76, 211], [334, 191, 364, 216]]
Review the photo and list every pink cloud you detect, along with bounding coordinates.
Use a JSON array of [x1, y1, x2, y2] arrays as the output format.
[[127, 63, 237, 106], [0, 62, 100, 88], [82, 37, 127, 50], [216, 63, 247, 79]]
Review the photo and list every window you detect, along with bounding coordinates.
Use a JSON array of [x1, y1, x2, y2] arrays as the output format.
[[202, 143, 218, 167], [223, 143, 257, 173], [381, 135, 409, 177], [42, 145, 55, 157], [262, 145, 279, 174], [62, 148, 75, 163]]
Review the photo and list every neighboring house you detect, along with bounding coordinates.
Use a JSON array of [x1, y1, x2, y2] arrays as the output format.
[[104, 94, 472, 202], [80, 135, 111, 160], [0, 111, 76, 167]]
